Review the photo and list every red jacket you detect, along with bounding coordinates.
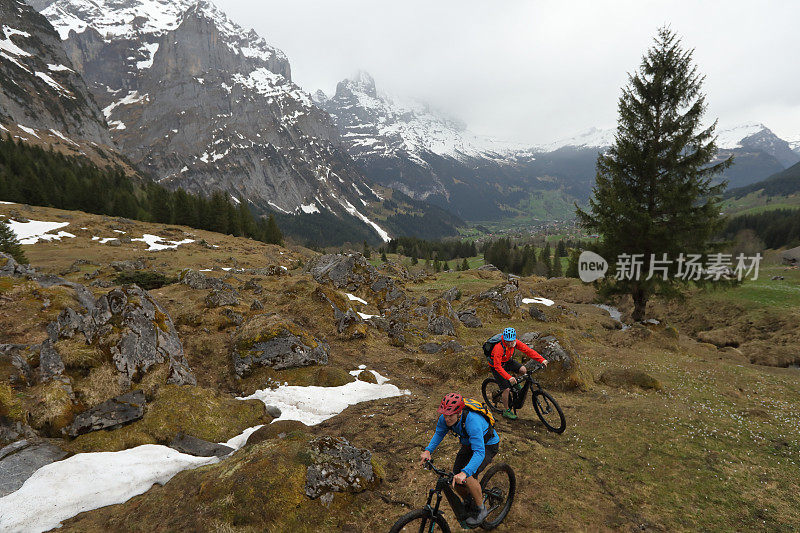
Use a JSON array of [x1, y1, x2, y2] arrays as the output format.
[[490, 340, 545, 380]]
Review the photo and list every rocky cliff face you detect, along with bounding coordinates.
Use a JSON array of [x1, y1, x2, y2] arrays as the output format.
[[40, 0, 390, 240], [0, 0, 117, 160]]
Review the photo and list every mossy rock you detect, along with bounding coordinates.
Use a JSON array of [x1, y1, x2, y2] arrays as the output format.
[[356, 370, 378, 384], [67, 384, 270, 453], [599, 369, 662, 391], [313, 367, 355, 387], [532, 331, 593, 392], [245, 420, 311, 446], [663, 325, 680, 339], [313, 286, 351, 316]]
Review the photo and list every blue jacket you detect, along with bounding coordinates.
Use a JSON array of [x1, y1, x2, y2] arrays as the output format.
[[424, 411, 500, 477]]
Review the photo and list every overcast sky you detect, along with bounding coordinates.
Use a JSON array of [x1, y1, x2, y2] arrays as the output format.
[[215, 0, 800, 145]]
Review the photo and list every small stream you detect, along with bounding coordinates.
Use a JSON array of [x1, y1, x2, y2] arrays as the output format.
[[593, 304, 630, 330]]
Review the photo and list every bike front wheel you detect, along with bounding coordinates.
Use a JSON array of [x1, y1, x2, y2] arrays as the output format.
[[479, 462, 516, 530], [532, 389, 566, 434], [388, 508, 451, 533], [481, 378, 505, 414]]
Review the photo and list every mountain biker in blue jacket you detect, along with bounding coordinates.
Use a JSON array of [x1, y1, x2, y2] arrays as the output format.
[[419, 392, 500, 527]]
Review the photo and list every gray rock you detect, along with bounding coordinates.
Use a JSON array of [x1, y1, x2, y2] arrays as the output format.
[[519, 332, 540, 345], [305, 436, 376, 499], [105, 239, 122, 247], [457, 309, 482, 328], [477, 264, 500, 271], [473, 281, 522, 317], [65, 390, 146, 437], [418, 342, 442, 354], [0, 344, 35, 387], [38, 340, 64, 382], [529, 306, 548, 321], [336, 309, 364, 335], [0, 440, 67, 497], [205, 289, 240, 308], [233, 316, 329, 376], [251, 299, 264, 311], [441, 287, 461, 302], [264, 405, 282, 418], [417, 296, 429, 306], [307, 254, 405, 308], [428, 316, 456, 336], [242, 279, 263, 293], [222, 308, 244, 327], [441, 340, 464, 353], [180, 269, 236, 292], [110, 259, 148, 272], [535, 336, 572, 368], [169, 433, 233, 457], [250, 266, 288, 276]]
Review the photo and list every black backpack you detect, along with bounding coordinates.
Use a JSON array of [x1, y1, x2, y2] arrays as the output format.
[[482, 333, 504, 362]]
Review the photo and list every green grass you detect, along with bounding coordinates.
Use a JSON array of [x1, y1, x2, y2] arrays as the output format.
[[698, 264, 800, 308], [721, 191, 800, 217]]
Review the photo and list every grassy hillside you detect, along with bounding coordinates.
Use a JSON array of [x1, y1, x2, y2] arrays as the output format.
[[2, 201, 799, 531]]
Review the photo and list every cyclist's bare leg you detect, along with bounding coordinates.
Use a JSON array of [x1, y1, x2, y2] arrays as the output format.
[[465, 476, 483, 508], [501, 388, 511, 410], [520, 365, 527, 374]]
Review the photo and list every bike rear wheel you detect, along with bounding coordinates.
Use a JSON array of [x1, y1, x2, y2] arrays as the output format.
[[532, 389, 566, 434], [389, 508, 451, 533], [479, 463, 516, 529], [481, 378, 505, 414]]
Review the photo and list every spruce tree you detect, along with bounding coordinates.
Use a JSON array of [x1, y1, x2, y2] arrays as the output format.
[[552, 253, 563, 277], [0, 219, 26, 263], [565, 249, 580, 278], [461, 257, 469, 271], [264, 214, 283, 245], [363, 240, 371, 259], [381, 250, 388, 262], [541, 243, 553, 277], [576, 27, 731, 321]]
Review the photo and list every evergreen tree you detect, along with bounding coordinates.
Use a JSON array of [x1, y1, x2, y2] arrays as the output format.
[[442, 261, 450, 271], [556, 240, 567, 258], [381, 250, 388, 262], [576, 27, 732, 321], [541, 243, 553, 277], [0, 219, 26, 263], [461, 257, 469, 271], [363, 240, 371, 259], [264, 214, 283, 245], [433, 256, 441, 272], [565, 249, 581, 278], [552, 252, 563, 277]]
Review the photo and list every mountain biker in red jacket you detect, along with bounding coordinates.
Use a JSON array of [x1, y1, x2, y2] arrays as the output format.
[[489, 327, 547, 420]]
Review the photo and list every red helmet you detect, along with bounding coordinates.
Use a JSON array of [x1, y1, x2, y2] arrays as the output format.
[[438, 393, 465, 415]]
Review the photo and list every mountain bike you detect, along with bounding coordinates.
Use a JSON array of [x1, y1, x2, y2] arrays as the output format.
[[389, 459, 515, 532], [481, 363, 566, 434]]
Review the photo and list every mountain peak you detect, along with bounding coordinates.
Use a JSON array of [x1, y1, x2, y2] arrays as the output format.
[[336, 70, 377, 98]]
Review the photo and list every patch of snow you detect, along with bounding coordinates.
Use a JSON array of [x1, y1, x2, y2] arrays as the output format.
[[136, 42, 159, 69], [131, 234, 194, 251], [0, 201, 15, 205], [49, 129, 78, 146], [17, 125, 39, 138], [113, 230, 126, 234], [345, 293, 368, 305], [338, 198, 390, 242], [230, 195, 240, 205], [7, 219, 73, 245], [299, 203, 319, 214], [268, 201, 289, 214], [238, 370, 408, 426], [544, 127, 616, 151], [35, 71, 74, 98], [0, 26, 31, 57], [102, 91, 146, 120], [0, 445, 218, 533], [349, 368, 389, 384], [522, 297, 555, 307], [47, 63, 73, 72], [357, 312, 378, 320]]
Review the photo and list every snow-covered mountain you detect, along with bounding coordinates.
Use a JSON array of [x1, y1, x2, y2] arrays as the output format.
[[0, 0, 121, 166], [542, 127, 616, 151], [786, 134, 800, 156], [37, 0, 391, 242], [317, 72, 592, 221]]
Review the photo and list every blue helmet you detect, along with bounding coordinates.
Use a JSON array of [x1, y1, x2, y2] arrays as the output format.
[[502, 327, 516, 342]]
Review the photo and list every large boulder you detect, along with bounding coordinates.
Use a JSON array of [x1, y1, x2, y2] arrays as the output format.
[[599, 369, 661, 390], [245, 420, 309, 446], [304, 436, 379, 502], [205, 288, 240, 308], [427, 299, 459, 337], [232, 314, 329, 376], [529, 333, 591, 391], [179, 269, 236, 292], [83, 285, 196, 386], [64, 390, 146, 438]]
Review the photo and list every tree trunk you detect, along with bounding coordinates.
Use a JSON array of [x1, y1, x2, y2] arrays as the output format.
[[631, 286, 648, 322]]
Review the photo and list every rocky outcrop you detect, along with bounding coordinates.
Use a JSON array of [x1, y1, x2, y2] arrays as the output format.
[[307, 254, 405, 309], [529, 333, 590, 391], [65, 390, 146, 437], [232, 314, 329, 376], [470, 278, 522, 317], [457, 309, 482, 328], [304, 436, 378, 502], [427, 299, 459, 336], [205, 288, 240, 308]]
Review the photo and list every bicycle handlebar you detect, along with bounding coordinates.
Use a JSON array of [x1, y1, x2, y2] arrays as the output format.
[[423, 460, 455, 481]]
